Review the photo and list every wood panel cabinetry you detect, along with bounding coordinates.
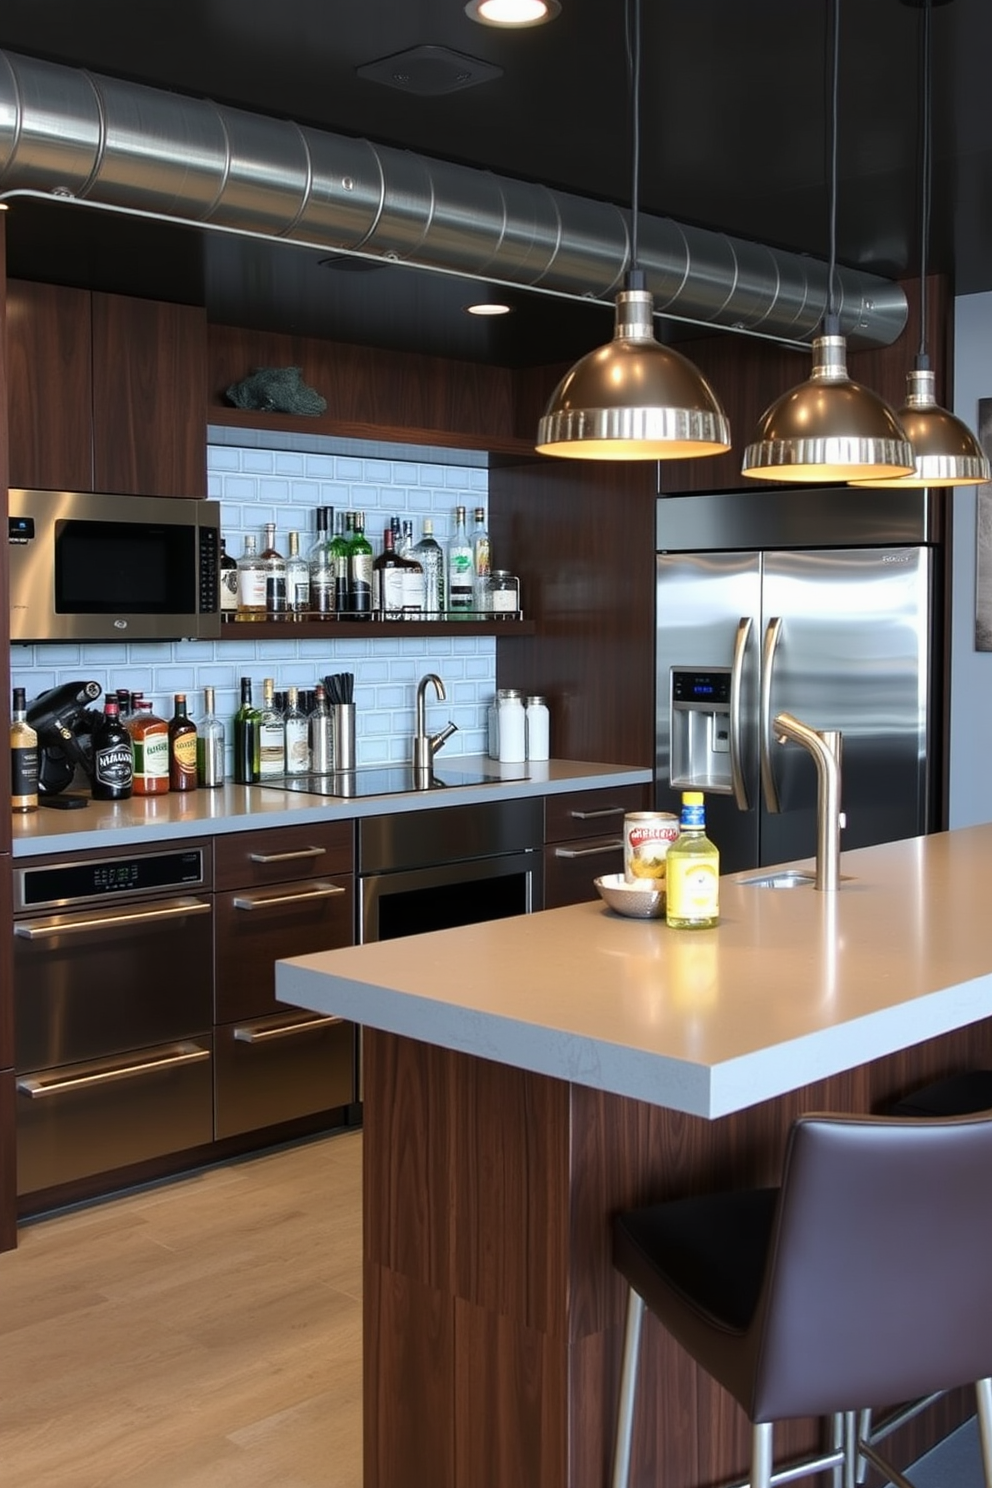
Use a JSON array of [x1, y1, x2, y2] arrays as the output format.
[[213, 820, 356, 1139], [543, 783, 648, 909], [7, 281, 207, 497]]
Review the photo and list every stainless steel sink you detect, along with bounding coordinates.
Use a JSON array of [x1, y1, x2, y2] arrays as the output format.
[[737, 869, 818, 889]]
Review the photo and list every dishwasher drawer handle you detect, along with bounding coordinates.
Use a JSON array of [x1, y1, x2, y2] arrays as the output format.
[[16, 1044, 211, 1098], [232, 883, 346, 911], [248, 846, 328, 864], [554, 839, 624, 859], [233, 1014, 343, 1044], [568, 806, 626, 820], [14, 897, 212, 939]]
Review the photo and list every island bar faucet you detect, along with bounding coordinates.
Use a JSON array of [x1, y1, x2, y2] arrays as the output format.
[[413, 673, 458, 773], [773, 712, 843, 892]]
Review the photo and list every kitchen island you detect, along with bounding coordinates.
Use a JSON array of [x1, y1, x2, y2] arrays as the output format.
[[277, 825, 992, 1488]]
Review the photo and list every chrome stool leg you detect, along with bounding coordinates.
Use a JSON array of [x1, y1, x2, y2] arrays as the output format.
[[977, 1377, 992, 1488], [751, 1421, 774, 1488], [611, 1288, 645, 1488]]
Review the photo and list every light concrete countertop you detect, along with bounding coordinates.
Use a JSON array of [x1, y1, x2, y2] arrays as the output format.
[[278, 824, 992, 1120], [10, 756, 650, 857]]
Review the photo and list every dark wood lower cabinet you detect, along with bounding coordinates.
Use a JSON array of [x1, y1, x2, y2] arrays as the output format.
[[362, 1021, 992, 1488]]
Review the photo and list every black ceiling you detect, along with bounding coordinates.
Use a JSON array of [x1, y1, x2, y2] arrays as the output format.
[[1, 0, 989, 367]]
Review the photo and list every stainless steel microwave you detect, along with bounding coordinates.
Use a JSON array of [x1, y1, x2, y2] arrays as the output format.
[[8, 488, 222, 643]]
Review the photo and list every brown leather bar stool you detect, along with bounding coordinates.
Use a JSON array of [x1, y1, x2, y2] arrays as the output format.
[[611, 1113, 992, 1488]]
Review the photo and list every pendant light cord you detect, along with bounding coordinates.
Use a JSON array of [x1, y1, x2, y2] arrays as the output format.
[[825, 0, 840, 330], [625, 0, 642, 280], [917, 0, 932, 365]]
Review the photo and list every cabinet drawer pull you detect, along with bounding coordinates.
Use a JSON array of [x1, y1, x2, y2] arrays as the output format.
[[568, 806, 626, 820], [16, 1043, 211, 1098], [232, 883, 346, 911], [554, 840, 624, 859], [14, 897, 211, 939], [233, 1014, 343, 1044], [248, 846, 328, 864]]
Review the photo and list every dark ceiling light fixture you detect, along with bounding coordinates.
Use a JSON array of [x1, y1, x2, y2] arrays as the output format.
[[465, 0, 561, 26], [535, 0, 730, 461], [852, 0, 989, 488], [742, 0, 914, 483]]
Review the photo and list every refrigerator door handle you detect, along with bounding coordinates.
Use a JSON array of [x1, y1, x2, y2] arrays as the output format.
[[760, 616, 784, 813], [729, 616, 752, 811]]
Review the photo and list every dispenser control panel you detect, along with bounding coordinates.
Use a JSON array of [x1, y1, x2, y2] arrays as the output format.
[[671, 668, 731, 709]]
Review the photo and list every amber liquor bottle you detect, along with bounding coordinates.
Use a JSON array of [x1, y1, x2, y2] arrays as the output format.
[[168, 693, 198, 791]]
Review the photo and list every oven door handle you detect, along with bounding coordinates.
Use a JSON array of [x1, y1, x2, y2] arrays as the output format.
[[248, 846, 328, 864], [16, 1043, 211, 1097], [233, 1013, 343, 1043], [553, 839, 624, 859], [13, 897, 212, 939], [232, 883, 346, 910]]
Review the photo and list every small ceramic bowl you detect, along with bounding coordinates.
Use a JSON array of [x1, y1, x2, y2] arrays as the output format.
[[594, 871, 665, 920]]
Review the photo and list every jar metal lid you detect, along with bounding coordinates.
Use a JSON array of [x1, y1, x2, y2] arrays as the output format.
[[525, 696, 547, 706]]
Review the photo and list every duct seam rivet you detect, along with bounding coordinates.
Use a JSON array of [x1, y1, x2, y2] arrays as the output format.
[[51, 186, 75, 199], [342, 177, 354, 192]]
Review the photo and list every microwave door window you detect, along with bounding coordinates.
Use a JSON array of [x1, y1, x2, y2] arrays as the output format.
[[54, 520, 196, 614]]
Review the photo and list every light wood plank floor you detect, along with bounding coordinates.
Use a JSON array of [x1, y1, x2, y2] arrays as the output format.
[[0, 1131, 363, 1488]]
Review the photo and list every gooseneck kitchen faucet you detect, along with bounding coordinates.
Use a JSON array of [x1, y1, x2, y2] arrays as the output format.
[[413, 674, 458, 775]]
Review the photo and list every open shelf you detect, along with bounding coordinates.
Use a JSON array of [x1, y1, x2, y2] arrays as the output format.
[[220, 617, 535, 640]]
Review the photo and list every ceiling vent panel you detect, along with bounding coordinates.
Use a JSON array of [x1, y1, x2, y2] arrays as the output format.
[[356, 46, 502, 97]]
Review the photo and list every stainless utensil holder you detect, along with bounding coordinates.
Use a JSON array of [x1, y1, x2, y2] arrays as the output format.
[[332, 703, 355, 772]]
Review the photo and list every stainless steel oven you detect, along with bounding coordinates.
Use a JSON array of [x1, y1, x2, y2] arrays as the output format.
[[12, 843, 214, 1196], [358, 797, 543, 944]]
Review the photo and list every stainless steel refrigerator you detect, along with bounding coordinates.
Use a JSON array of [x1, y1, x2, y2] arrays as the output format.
[[655, 487, 942, 875]]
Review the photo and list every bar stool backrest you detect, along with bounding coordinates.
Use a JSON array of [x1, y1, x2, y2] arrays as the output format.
[[748, 1112, 992, 1423]]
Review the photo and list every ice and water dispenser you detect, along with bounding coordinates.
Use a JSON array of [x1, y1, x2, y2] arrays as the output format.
[[669, 668, 733, 793]]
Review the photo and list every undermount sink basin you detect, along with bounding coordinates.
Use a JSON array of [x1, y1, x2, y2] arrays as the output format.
[[737, 869, 818, 889]]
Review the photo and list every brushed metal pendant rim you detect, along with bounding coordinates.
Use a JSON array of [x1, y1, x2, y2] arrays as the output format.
[[851, 370, 992, 487]]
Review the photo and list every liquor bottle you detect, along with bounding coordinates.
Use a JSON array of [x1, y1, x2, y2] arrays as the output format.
[[285, 531, 310, 619], [447, 505, 473, 616], [308, 683, 334, 774], [92, 698, 134, 800], [400, 518, 415, 558], [373, 528, 406, 619], [471, 506, 491, 613], [236, 533, 266, 621], [10, 686, 39, 813], [258, 677, 286, 777], [261, 523, 288, 619], [127, 699, 170, 795], [348, 512, 373, 620], [196, 686, 226, 788], [308, 506, 335, 615], [412, 518, 445, 617], [168, 693, 198, 791], [220, 536, 239, 618], [284, 686, 310, 773], [331, 511, 352, 615], [665, 791, 720, 930], [233, 677, 260, 785], [115, 688, 132, 719]]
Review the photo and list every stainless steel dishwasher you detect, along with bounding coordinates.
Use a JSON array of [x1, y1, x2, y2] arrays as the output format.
[[12, 842, 214, 1197]]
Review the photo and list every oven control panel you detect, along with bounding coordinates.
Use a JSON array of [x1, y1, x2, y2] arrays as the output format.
[[13, 846, 209, 913]]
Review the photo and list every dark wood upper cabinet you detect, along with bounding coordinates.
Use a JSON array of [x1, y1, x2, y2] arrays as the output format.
[[7, 282, 207, 497], [92, 293, 207, 497], [7, 280, 93, 492]]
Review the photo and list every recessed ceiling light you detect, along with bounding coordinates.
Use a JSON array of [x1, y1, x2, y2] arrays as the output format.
[[465, 0, 561, 27], [465, 301, 513, 316]]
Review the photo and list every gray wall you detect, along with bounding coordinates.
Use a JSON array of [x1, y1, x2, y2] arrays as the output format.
[[950, 291, 992, 827]]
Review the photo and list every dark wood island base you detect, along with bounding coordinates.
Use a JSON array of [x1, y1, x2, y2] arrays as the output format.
[[362, 1021, 992, 1488]]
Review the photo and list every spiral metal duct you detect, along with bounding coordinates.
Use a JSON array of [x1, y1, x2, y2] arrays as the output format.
[[0, 50, 907, 347]]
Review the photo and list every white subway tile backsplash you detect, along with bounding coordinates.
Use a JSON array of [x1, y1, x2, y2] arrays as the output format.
[[11, 436, 496, 772]]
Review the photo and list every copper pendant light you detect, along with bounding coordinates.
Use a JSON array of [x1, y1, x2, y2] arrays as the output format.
[[742, 0, 914, 484], [535, 0, 730, 462], [852, 0, 990, 489]]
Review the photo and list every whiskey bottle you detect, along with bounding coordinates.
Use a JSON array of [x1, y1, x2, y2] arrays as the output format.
[[284, 686, 310, 773], [285, 531, 310, 619], [196, 686, 226, 788], [236, 533, 266, 621], [10, 686, 39, 813], [261, 523, 288, 619], [447, 505, 473, 616], [168, 693, 198, 792], [92, 698, 134, 801], [127, 699, 170, 796], [373, 528, 406, 619], [308, 506, 335, 615], [258, 677, 286, 777], [233, 677, 260, 785]]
